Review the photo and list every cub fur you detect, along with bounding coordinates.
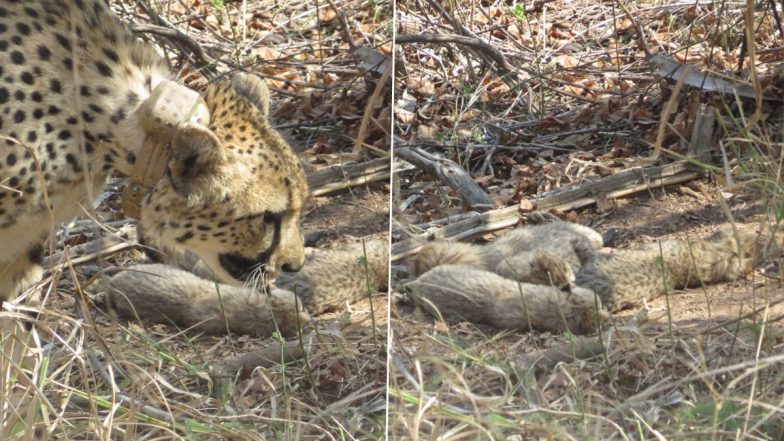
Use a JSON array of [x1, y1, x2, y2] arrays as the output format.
[[407, 264, 608, 335], [576, 229, 763, 311], [105, 238, 388, 336], [275, 238, 389, 314], [412, 222, 603, 289], [105, 265, 309, 337]]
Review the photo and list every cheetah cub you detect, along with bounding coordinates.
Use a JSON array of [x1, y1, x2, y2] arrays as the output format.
[[274, 238, 389, 314], [105, 238, 389, 336], [411, 221, 603, 289], [576, 229, 763, 311], [105, 265, 309, 337], [407, 265, 608, 335], [406, 222, 764, 335]]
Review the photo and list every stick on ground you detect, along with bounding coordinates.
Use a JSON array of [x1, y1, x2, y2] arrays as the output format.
[[396, 146, 494, 212], [392, 160, 701, 261]]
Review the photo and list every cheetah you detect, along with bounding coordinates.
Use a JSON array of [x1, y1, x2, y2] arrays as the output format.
[[0, 1, 309, 308], [407, 264, 608, 335], [405, 221, 764, 333], [576, 229, 763, 311], [410, 221, 603, 289], [104, 238, 389, 336]]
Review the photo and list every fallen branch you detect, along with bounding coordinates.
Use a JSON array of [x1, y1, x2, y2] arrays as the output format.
[[307, 157, 391, 196], [131, 3, 217, 78], [395, 146, 494, 212], [352, 57, 392, 155], [391, 212, 480, 237], [44, 226, 137, 271], [392, 206, 520, 261], [649, 54, 781, 102], [396, 33, 517, 81], [392, 160, 702, 261], [689, 104, 716, 163], [536, 161, 700, 210]]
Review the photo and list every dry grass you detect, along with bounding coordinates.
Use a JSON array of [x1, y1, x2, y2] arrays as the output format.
[[0, 0, 391, 439], [3, 294, 387, 439], [391, 0, 784, 439], [390, 303, 784, 439]]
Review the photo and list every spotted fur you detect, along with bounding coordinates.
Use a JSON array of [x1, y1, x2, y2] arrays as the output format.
[[407, 223, 764, 335], [104, 238, 389, 336], [0, 0, 308, 302]]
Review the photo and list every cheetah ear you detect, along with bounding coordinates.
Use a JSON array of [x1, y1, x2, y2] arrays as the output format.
[[229, 73, 271, 117], [167, 122, 227, 195]]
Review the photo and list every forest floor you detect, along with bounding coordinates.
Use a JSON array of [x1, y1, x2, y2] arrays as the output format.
[[7, 0, 392, 439], [390, 0, 784, 439]]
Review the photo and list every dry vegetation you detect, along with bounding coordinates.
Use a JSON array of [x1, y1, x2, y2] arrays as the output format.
[[2, 0, 391, 439], [391, 0, 784, 439]]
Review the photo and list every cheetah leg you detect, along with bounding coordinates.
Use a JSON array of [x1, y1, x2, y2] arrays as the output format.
[[0, 251, 45, 439]]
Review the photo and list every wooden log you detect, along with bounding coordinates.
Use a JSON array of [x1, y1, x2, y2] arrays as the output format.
[[210, 339, 309, 401], [514, 334, 607, 373], [535, 161, 699, 209], [689, 104, 716, 164], [307, 157, 390, 197], [392, 160, 702, 261], [395, 146, 494, 212]]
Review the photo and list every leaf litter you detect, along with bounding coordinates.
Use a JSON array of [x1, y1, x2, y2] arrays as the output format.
[[392, 0, 784, 439], [12, 0, 392, 439]]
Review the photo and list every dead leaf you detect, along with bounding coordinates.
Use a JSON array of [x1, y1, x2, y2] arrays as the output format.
[[272, 101, 297, 120], [410, 78, 436, 96], [304, 134, 335, 155], [539, 371, 571, 403], [595, 194, 614, 213], [615, 17, 634, 33], [568, 106, 594, 124], [256, 46, 283, 61], [538, 117, 567, 129], [554, 54, 579, 68], [537, 149, 555, 159], [318, 7, 338, 23], [416, 124, 438, 141]]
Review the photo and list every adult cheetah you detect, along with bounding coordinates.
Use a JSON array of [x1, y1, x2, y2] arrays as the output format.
[[0, 0, 309, 309]]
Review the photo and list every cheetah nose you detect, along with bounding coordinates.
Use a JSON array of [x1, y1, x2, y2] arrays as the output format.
[[282, 262, 302, 272]]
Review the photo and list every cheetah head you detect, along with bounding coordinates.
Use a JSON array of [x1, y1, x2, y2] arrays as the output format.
[[139, 73, 308, 286]]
